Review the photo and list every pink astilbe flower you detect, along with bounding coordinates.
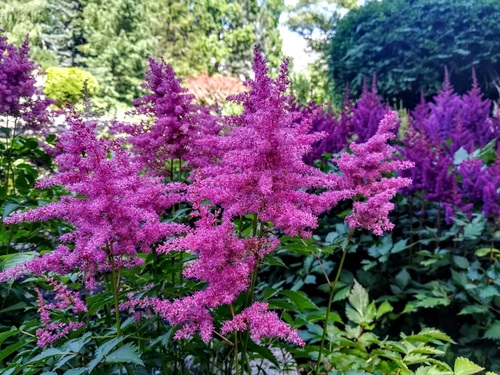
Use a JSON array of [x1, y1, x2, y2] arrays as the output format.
[[0, 114, 185, 287], [35, 277, 87, 347], [194, 48, 339, 237], [335, 111, 413, 235], [221, 302, 305, 347], [147, 207, 280, 342], [116, 58, 220, 175]]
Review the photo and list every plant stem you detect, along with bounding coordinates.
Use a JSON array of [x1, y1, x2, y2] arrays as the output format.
[[109, 253, 122, 337], [315, 228, 354, 375], [230, 303, 240, 375]]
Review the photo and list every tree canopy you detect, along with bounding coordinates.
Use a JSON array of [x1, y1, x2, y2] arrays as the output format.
[[0, 0, 284, 105], [328, 0, 500, 108]]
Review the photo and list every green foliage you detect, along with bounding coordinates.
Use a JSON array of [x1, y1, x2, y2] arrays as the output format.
[[329, 0, 500, 107], [44, 67, 98, 107]]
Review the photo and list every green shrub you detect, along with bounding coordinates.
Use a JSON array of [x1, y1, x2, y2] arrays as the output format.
[[328, 0, 500, 108], [44, 67, 98, 107]]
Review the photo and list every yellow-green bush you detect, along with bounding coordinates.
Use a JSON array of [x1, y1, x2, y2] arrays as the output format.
[[44, 67, 98, 107]]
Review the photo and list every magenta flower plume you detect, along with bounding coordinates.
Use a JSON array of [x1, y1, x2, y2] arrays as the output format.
[[131, 207, 279, 342], [1, 114, 185, 288], [116, 58, 220, 175], [335, 111, 413, 235], [194, 47, 335, 237], [35, 277, 87, 347], [351, 74, 391, 144], [0, 32, 52, 131], [221, 302, 305, 347]]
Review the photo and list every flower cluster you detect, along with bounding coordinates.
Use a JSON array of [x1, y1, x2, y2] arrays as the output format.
[[0, 114, 185, 288], [300, 75, 390, 164], [0, 31, 52, 132], [335, 111, 413, 235], [116, 58, 220, 175], [401, 69, 500, 220], [35, 277, 87, 347]]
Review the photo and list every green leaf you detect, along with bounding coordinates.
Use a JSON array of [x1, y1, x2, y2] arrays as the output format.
[[0, 340, 32, 362], [105, 343, 144, 366], [246, 341, 280, 368], [0, 328, 18, 346], [376, 300, 393, 319], [406, 328, 453, 344], [262, 254, 287, 268], [29, 348, 67, 363], [279, 290, 317, 311], [458, 305, 489, 315], [463, 216, 485, 240], [395, 268, 411, 290], [86, 337, 124, 373], [483, 321, 500, 340], [345, 280, 376, 326], [453, 357, 484, 375], [1, 252, 38, 270], [2, 203, 20, 220], [452, 256, 469, 269], [475, 248, 499, 257], [479, 286, 499, 300]]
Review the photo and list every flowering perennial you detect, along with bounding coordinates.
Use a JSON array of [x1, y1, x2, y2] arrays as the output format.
[[116, 58, 220, 175], [0, 31, 52, 131], [0, 114, 185, 289]]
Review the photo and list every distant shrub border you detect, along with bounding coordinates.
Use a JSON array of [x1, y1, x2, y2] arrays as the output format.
[[44, 66, 98, 107], [329, 0, 500, 108]]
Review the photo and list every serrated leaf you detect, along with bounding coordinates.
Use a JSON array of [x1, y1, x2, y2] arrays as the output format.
[[105, 343, 144, 366], [458, 305, 489, 315], [86, 337, 124, 373], [280, 290, 317, 311], [376, 300, 393, 319], [415, 365, 453, 375], [454, 356, 484, 375], [406, 328, 453, 344], [479, 285, 498, 300], [483, 321, 500, 340], [61, 332, 92, 353]]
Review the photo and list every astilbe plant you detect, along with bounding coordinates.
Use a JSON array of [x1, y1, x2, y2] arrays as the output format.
[[302, 76, 391, 165], [0, 113, 185, 345], [300, 89, 353, 165], [116, 58, 220, 176], [401, 71, 500, 222], [0, 31, 52, 132], [351, 75, 391, 143], [123, 48, 413, 351]]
